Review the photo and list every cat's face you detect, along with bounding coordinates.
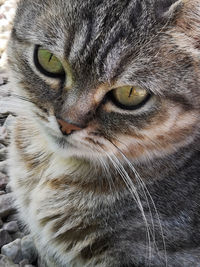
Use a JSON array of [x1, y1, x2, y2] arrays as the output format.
[[8, 0, 200, 164]]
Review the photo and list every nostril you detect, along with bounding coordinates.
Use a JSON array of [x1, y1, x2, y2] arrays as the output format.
[[58, 124, 69, 136], [57, 119, 83, 136]]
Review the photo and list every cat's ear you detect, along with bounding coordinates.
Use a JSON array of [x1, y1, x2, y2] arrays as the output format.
[[155, 0, 183, 20], [166, 0, 200, 57]]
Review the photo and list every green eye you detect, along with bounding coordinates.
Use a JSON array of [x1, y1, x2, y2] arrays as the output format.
[[36, 47, 65, 77], [112, 86, 149, 109]]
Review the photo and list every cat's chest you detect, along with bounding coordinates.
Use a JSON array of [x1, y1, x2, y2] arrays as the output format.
[[11, 121, 200, 266], [30, 179, 115, 267]]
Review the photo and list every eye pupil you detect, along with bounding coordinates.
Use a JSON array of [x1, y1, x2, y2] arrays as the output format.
[[48, 54, 53, 63], [128, 87, 134, 98]]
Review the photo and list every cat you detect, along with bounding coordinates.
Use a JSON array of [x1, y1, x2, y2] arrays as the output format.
[[7, 0, 200, 266]]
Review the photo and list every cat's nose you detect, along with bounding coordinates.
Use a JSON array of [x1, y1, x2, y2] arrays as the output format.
[[57, 119, 83, 136]]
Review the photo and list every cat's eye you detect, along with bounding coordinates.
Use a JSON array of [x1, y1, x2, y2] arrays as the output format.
[[35, 47, 65, 77], [111, 86, 149, 109]]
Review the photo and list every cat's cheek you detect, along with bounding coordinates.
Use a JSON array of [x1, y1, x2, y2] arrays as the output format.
[[115, 110, 198, 163]]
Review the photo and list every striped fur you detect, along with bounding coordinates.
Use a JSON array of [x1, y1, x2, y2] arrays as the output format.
[[8, 0, 200, 266]]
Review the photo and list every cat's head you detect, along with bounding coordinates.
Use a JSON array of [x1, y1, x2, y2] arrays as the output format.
[[8, 0, 200, 165]]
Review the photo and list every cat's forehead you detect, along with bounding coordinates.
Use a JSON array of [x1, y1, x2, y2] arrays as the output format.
[[14, 0, 181, 51], [15, 0, 151, 42], [14, 0, 176, 82]]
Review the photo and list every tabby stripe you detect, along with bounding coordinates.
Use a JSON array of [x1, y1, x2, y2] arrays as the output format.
[[128, 0, 143, 28], [64, 26, 76, 59], [39, 215, 61, 227], [79, 17, 94, 57], [54, 224, 97, 243], [97, 27, 125, 75], [81, 237, 109, 260]]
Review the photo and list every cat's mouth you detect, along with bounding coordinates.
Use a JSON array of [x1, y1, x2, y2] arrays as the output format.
[[56, 134, 108, 159], [55, 133, 105, 150]]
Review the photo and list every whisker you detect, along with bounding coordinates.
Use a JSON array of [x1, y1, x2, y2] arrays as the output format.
[[98, 157, 116, 193], [12, 94, 37, 106], [120, 152, 167, 266], [103, 150, 152, 264], [112, 154, 153, 265], [106, 137, 167, 266], [10, 94, 50, 122]]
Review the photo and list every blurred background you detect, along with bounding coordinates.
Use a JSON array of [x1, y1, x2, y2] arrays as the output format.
[[0, 0, 18, 70]]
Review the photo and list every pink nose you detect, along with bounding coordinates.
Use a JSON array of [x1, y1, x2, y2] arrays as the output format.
[[57, 119, 82, 135]]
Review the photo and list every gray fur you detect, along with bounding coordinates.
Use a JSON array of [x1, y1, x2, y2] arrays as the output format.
[[7, 0, 200, 266]]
